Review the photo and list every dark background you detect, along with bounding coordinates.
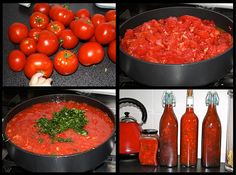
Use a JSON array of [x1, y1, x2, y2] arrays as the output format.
[[3, 3, 116, 87]]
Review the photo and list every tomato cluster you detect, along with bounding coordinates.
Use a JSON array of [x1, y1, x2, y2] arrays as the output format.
[[7, 3, 116, 79]]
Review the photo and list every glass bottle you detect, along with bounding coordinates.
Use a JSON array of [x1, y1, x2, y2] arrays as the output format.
[[202, 91, 221, 168], [159, 91, 178, 167], [225, 90, 233, 171], [180, 89, 198, 167], [139, 129, 159, 166]]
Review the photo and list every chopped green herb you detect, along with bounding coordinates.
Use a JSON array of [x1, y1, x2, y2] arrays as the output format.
[[50, 153, 56, 156], [36, 107, 88, 143], [38, 138, 44, 143], [56, 137, 73, 143]]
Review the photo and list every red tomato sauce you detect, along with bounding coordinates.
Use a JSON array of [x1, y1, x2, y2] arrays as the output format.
[[6, 101, 114, 156], [121, 15, 233, 64], [139, 138, 158, 166], [180, 108, 198, 167]]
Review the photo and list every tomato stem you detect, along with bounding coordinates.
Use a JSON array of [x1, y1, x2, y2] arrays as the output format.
[[64, 51, 71, 59], [59, 39, 64, 46], [62, 4, 70, 10], [36, 17, 43, 23]]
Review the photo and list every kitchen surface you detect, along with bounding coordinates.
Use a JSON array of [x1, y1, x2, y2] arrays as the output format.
[[3, 3, 116, 86], [119, 89, 233, 173], [2, 89, 116, 172], [119, 157, 228, 173], [119, 3, 233, 87]]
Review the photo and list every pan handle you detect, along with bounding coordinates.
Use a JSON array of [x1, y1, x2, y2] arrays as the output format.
[[2, 118, 9, 142]]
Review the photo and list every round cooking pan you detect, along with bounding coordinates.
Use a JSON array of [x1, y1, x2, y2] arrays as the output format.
[[2, 94, 115, 172], [120, 7, 233, 86]]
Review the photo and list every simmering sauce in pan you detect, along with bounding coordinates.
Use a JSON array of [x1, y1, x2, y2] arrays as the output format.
[[6, 101, 114, 156], [121, 15, 233, 64]]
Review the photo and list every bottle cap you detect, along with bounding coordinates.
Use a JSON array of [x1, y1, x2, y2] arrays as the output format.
[[206, 91, 219, 106], [162, 91, 176, 107]]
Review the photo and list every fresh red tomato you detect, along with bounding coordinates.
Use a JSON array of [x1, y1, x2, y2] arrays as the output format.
[[108, 20, 116, 28], [105, 10, 116, 22], [78, 42, 104, 66], [89, 36, 97, 42], [37, 30, 59, 56], [75, 9, 90, 18], [30, 12, 49, 30], [49, 4, 74, 26], [70, 18, 94, 40], [108, 40, 116, 63], [91, 14, 106, 27], [47, 21, 65, 37], [8, 23, 28, 44], [8, 50, 26, 72], [95, 22, 116, 45], [33, 3, 51, 15], [59, 29, 79, 49], [24, 53, 53, 79], [28, 28, 42, 42], [20, 38, 37, 56], [54, 50, 78, 75]]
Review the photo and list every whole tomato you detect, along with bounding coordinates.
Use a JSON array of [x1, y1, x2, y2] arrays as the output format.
[[33, 3, 51, 15], [78, 42, 104, 66], [108, 20, 116, 28], [8, 22, 28, 44], [28, 28, 42, 42], [95, 22, 116, 45], [30, 12, 49, 30], [75, 9, 90, 18], [20, 38, 37, 56], [24, 53, 53, 79], [108, 40, 116, 63], [89, 36, 97, 42], [54, 50, 78, 75], [91, 14, 106, 28], [47, 21, 65, 37], [37, 30, 59, 56], [70, 18, 94, 40], [8, 50, 26, 71], [105, 10, 116, 22], [59, 29, 79, 49], [49, 4, 74, 26]]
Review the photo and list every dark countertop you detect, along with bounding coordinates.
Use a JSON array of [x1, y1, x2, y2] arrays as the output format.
[[3, 3, 116, 87], [119, 157, 231, 173]]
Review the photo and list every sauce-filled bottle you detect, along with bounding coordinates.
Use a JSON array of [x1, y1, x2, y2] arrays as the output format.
[[202, 91, 221, 167], [159, 91, 178, 167], [180, 89, 198, 167]]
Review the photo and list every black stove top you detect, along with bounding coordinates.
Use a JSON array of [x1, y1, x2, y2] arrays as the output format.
[[119, 3, 233, 88], [2, 89, 116, 173]]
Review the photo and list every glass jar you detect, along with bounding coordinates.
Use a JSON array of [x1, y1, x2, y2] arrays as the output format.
[[225, 90, 233, 171], [159, 91, 178, 167], [202, 91, 221, 168], [139, 129, 159, 166]]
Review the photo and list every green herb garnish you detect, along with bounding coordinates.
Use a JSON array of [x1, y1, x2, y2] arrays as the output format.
[[36, 108, 88, 143], [38, 138, 44, 143], [50, 153, 56, 156], [56, 137, 73, 143]]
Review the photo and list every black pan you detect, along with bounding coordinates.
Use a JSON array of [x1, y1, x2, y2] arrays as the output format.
[[120, 7, 233, 86], [2, 94, 115, 172]]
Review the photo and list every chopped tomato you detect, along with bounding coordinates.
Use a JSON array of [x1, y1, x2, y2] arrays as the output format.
[[121, 15, 233, 64]]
